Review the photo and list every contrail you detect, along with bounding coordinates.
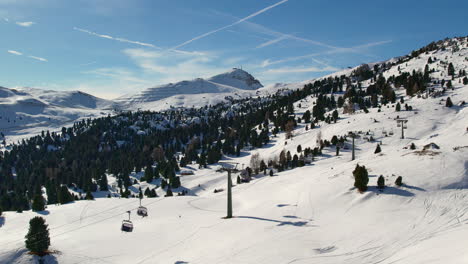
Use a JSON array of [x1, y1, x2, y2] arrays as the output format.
[[170, 0, 290, 51]]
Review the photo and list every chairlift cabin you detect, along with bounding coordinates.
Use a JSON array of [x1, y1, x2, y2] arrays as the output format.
[[137, 206, 148, 217], [137, 198, 148, 217], [121, 211, 133, 232]]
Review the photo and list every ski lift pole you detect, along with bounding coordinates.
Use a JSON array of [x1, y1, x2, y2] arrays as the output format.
[[349, 132, 356, 161], [227, 169, 233, 219]]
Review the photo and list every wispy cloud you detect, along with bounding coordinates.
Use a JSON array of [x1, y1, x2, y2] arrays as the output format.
[[122, 48, 225, 83], [28, 55, 47, 62], [262, 40, 392, 67], [256, 35, 289, 48], [170, 0, 290, 51], [7, 50, 47, 62], [79, 61, 97, 66], [16, 21, 35, 27], [265, 65, 339, 73], [212, 10, 337, 50], [7, 50, 22, 55], [74, 27, 161, 49], [3, 17, 9, 22]]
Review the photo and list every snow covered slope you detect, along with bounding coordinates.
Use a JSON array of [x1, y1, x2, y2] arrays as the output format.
[[0, 37, 467, 264], [115, 68, 263, 110], [0, 86, 114, 144]]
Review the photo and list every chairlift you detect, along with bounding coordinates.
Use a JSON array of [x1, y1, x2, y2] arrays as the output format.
[[121, 211, 133, 232], [137, 197, 148, 217]]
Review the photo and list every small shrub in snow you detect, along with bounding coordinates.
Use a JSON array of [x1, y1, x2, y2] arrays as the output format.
[[377, 175, 385, 189], [374, 144, 382, 154], [353, 164, 369, 192], [395, 176, 403, 187]]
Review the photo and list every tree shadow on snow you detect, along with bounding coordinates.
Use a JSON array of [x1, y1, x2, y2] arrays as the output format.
[[368, 186, 415, 197], [236, 216, 313, 227], [174, 261, 189, 264], [36, 210, 50, 215], [282, 215, 298, 219], [403, 184, 426, 192], [0, 216, 4, 227], [277, 204, 297, 208], [2, 249, 28, 263], [40, 254, 59, 264]]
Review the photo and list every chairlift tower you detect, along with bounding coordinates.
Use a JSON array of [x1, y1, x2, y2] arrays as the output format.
[[349, 132, 357, 161], [396, 119, 408, 139], [219, 162, 239, 219]]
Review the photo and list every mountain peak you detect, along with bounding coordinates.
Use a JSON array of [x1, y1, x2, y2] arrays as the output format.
[[116, 68, 263, 108], [208, 68, 263, 90]]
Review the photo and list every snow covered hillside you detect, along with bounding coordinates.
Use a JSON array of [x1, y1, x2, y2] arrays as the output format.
[[115, 68, 263, 110], [0, 87, 115, 144], [0, 37, 467, 264]]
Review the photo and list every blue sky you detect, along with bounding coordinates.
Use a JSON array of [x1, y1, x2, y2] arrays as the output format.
[[1, 0, 466, 99]]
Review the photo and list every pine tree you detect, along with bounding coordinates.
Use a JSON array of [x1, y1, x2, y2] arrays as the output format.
[[395, 102, 401, 111], [446, 80, 452, 89], [353, 164, 369, 192], [25, 216, 50, 255], [410, 143, 416, 150], [99, 174, 108, 191], [297, 145, 302, 153], [446, 97, 453, 107], [58, 186, 73, 204], [269, 169, 274, 176], [395, 176, 403, 186], [463, 77, 468, 85], [31, 194, 45, 212], [85, 190, 94, 200], [45, 182, 57, 205], [374, 144, 382, 154], [448, 62, 455, 76], [144, 166, 154, 182], [377, 175, 385, 189], [165, 187, 173, 197]]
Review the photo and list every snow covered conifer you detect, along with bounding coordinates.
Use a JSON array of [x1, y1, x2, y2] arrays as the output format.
[[25, 216, 50, 255]]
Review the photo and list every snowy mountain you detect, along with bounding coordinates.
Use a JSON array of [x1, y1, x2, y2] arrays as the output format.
[[0, 36, 467, 264], [115, 68, 263, 110], [0, 86, 114, 143]]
